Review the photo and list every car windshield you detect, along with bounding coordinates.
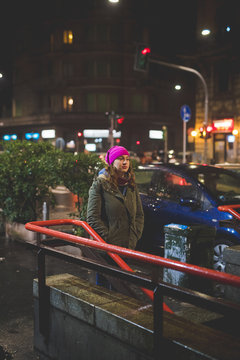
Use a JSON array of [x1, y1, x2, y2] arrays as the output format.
[[189, 167, 240, 205]]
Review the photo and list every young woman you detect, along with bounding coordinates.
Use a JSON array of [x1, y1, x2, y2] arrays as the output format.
[[87, 145, 144, 250]]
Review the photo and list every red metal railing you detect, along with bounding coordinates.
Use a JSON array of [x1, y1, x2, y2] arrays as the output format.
[[218, 204, 240, 220], [25, 219, 240, 289]]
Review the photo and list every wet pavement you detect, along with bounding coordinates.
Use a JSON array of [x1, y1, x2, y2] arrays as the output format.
[[0, 233, 226, 360], [0, 235, 92, 360], [0, 237, 39, 360], [1, 232, 240, 360]]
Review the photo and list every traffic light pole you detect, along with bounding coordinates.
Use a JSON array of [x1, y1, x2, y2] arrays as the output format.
[[108, 110, 115, 148], [150, 58, 209, 164], [162, 125, 168, 163]]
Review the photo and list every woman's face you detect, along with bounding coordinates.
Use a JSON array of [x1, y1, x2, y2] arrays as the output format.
[[113, 155, 130, 173]]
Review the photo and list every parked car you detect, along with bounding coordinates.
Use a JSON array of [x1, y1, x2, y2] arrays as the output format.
[[215, 163, 240, 175], [135, 163, 240, 272]]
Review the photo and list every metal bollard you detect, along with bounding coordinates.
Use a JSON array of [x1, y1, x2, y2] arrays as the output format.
[[42, 202, 48, 240]]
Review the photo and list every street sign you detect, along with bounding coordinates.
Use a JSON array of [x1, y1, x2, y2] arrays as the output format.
[[180, 104, 191, 122]]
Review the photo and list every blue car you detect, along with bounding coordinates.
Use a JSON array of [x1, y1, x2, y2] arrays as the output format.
[[135, 163, 240, 271]]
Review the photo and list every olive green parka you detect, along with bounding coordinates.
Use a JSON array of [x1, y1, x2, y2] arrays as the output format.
[[87, 173, 144, 249]]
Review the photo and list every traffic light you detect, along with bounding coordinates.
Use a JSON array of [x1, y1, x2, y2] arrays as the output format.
[[134, 44, 151, 72], [115, 115, 125, 132], [206, 125, 213, 139], [76, 130, 84, 152], [199, 126, 205, 139], [199, 125, 213, 139]]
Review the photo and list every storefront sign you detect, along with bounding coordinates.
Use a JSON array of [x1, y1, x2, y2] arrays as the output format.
[[212, 118, 234, 132]]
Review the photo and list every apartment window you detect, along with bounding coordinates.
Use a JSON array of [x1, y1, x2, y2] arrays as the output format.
[[86, 26, 95, 42], [63, 96, 74, 111], [98, 94, 108, 112], [63, 63, 74, 78], [131, 94, 145, 112], [12, 99, 22, 117], [96, 24, 108, 41], [86, 93, 119, 112], [110, 60, 122, 77], [215, 60, 230, 93], [97, 61, 108, 77], [85, 60, 122, 78], [63, 30, 73, 44], [86, 23, 122, 42], [110, 24, 122, 41]]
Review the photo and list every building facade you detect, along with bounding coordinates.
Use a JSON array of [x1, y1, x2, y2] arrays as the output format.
[[193, 0, 240, 163], [0, 0, 196, 156]]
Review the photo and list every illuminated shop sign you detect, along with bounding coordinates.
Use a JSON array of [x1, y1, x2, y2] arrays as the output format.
[[85, 143, 96, 152], [212, 118, 234, 132], [3, 134, 17, 141], [149, 130, 163, 139], [83, 129, 121, 138], [41, 129, 56, 139], [25, 132, 40, 140], [227, 135, 235, 143]]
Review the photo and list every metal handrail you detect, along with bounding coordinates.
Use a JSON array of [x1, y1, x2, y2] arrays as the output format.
[[218, 204, 240, 220], [26, 219, 240, 360], [25, 219, 240, 288]]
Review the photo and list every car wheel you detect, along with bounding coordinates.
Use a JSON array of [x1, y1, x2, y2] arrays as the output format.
[[213, 239, 233, 272]]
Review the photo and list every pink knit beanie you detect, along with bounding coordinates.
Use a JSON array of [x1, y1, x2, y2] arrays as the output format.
[[105, 146, 130, 165]]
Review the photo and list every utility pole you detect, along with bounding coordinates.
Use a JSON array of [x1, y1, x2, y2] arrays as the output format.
[[108, 110, 115, 148], [162, 126, 168, 163]]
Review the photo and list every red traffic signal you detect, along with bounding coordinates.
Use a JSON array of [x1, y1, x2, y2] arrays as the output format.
[[134, 44, 151, 72], [115, 115, 125, 131], [77, 131, 83, 137], [199, 125, 213, 139], [117, 117, 124, 125], [141, 47, 151, 55]]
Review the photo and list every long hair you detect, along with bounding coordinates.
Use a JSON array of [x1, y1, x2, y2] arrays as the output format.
[[105, 162, 136, 190]]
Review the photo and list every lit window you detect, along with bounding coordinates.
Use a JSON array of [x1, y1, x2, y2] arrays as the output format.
[[63, 30, 73, 44], [63, 96, 74, 111]]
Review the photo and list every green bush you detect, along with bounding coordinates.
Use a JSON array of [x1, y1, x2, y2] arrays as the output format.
[[0, 140, 62, 223], [0, 140, 105, 226], [59, 151, 104, 222]]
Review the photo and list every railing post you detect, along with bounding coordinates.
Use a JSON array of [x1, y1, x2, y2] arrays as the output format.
[[42, 201, 48, 240], [38, 248, 50, 340], [153, 284, 164, 359]]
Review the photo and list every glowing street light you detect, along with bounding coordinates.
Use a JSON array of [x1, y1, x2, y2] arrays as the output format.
[[175, 84, 181, 91], [201, 29, 211, 36], [0, 73, 3, 78]]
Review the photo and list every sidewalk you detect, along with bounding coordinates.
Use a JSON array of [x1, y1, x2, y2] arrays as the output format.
[[0, 187, 77, 360]]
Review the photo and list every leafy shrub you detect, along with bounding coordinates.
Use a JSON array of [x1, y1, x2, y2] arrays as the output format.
[[59, 151, 104, 223], [0, 140, 61, 223]]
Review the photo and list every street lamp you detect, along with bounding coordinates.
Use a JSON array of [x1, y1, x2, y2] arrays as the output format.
[[174, 84, 181, 91], [0, 73, 3, 78], [201, 29, 211, 36], [150, 58, 209, 163]]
